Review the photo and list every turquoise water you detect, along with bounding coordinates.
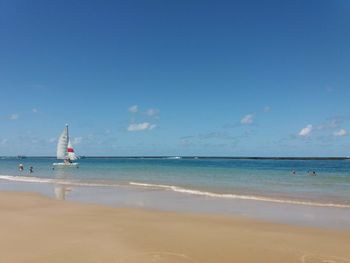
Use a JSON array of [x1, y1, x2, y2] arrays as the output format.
[[1, 157, 350, 207]]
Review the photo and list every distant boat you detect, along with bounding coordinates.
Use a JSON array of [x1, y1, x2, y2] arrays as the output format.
[[17, 155, 27, 159], [53, 124, 79, 167]]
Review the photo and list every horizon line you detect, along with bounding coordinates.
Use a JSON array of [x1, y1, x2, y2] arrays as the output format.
[[2, 156, 350, 160]]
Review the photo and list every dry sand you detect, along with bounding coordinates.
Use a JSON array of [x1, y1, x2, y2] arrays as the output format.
[[0, 191, 350, 263]]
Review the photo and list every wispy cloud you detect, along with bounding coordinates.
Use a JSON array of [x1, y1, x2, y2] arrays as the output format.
[[128, 105, 138, 113], [127, 122, 156, 131], [333, 129, 347, 137], [282, 117, 348, 143], [32, 108, 38, 113], [299, 124, 313, 137], [316, 118, 342, 131], [127, 105, 159, 131], [1, 138, 8, 145], [8, 113, 19, 120], [241, 114, 254, 125], [145, 108, 159, 116]]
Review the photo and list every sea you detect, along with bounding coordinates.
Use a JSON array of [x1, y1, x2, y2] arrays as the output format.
[[1, 157, 350, 228]]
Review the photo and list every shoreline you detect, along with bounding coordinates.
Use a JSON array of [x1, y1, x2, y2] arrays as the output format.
[[1, 190, 350, 262], [1, 179, 350, 230], [2, 174, 350, 208]]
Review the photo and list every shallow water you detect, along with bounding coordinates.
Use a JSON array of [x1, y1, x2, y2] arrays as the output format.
[[1, 157, 350, 228], [1, 157, 350, 205]]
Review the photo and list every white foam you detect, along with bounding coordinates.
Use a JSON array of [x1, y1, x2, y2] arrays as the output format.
[[129, 182, 350, 208], [0, 175, 54, 184], [129, 182, 171, 188], [0, 175, 123, 188]]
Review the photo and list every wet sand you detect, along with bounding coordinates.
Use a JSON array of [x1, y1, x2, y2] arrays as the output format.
[[1, 191, 350, 263]]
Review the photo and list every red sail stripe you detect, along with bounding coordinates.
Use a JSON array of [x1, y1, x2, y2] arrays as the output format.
[[67, 148, 74, 152]]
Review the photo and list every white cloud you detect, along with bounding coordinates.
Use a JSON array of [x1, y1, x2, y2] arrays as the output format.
[[299, 124, 313, 137], [333, 129, 347, 137], [1, 138, 8, 145], [8, 113, 19, 120], [145, 108, 159, 116], [32, 108, 38, 113], [73, 137, 83, 145], [241, 114, 254, 125], [263, 106, 271, 112], [128, 105, 138, 113], [127, 122, 156, 131]]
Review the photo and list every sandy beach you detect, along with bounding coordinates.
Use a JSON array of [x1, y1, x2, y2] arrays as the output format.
[[0, 191, 349, 263]]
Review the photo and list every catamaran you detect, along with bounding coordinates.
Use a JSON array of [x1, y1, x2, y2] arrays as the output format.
[[53, 124, 79, 167]]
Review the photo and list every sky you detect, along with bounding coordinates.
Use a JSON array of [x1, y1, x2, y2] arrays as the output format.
[[1, 0, 350, 156]]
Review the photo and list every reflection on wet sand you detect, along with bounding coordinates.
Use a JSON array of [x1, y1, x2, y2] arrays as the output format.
[[54, 185, 72, 200], [53, 168, 74, 200]]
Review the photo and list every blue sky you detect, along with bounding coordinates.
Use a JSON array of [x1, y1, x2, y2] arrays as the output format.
[[1, 0, 350, 156]]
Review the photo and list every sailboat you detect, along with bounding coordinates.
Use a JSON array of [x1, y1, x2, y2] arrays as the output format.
[[53, 124, 79, 167]]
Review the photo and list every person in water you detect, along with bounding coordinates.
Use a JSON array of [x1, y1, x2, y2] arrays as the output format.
[[308, 170, 317, 176], [29, 166, 33, 173], [18, 164, 24, 171]]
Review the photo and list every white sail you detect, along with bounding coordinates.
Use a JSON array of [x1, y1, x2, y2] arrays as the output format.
[[56, 125, 69, 159], [67, 140, 77, 161]]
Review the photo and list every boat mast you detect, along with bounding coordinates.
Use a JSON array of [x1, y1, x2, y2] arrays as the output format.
[[66, 124, 69, 141], [65, 124, 69, 160]]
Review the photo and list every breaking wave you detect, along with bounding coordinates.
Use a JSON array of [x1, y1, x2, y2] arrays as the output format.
[[0, 175, 124, 188], [129, 182, 350, 208]]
